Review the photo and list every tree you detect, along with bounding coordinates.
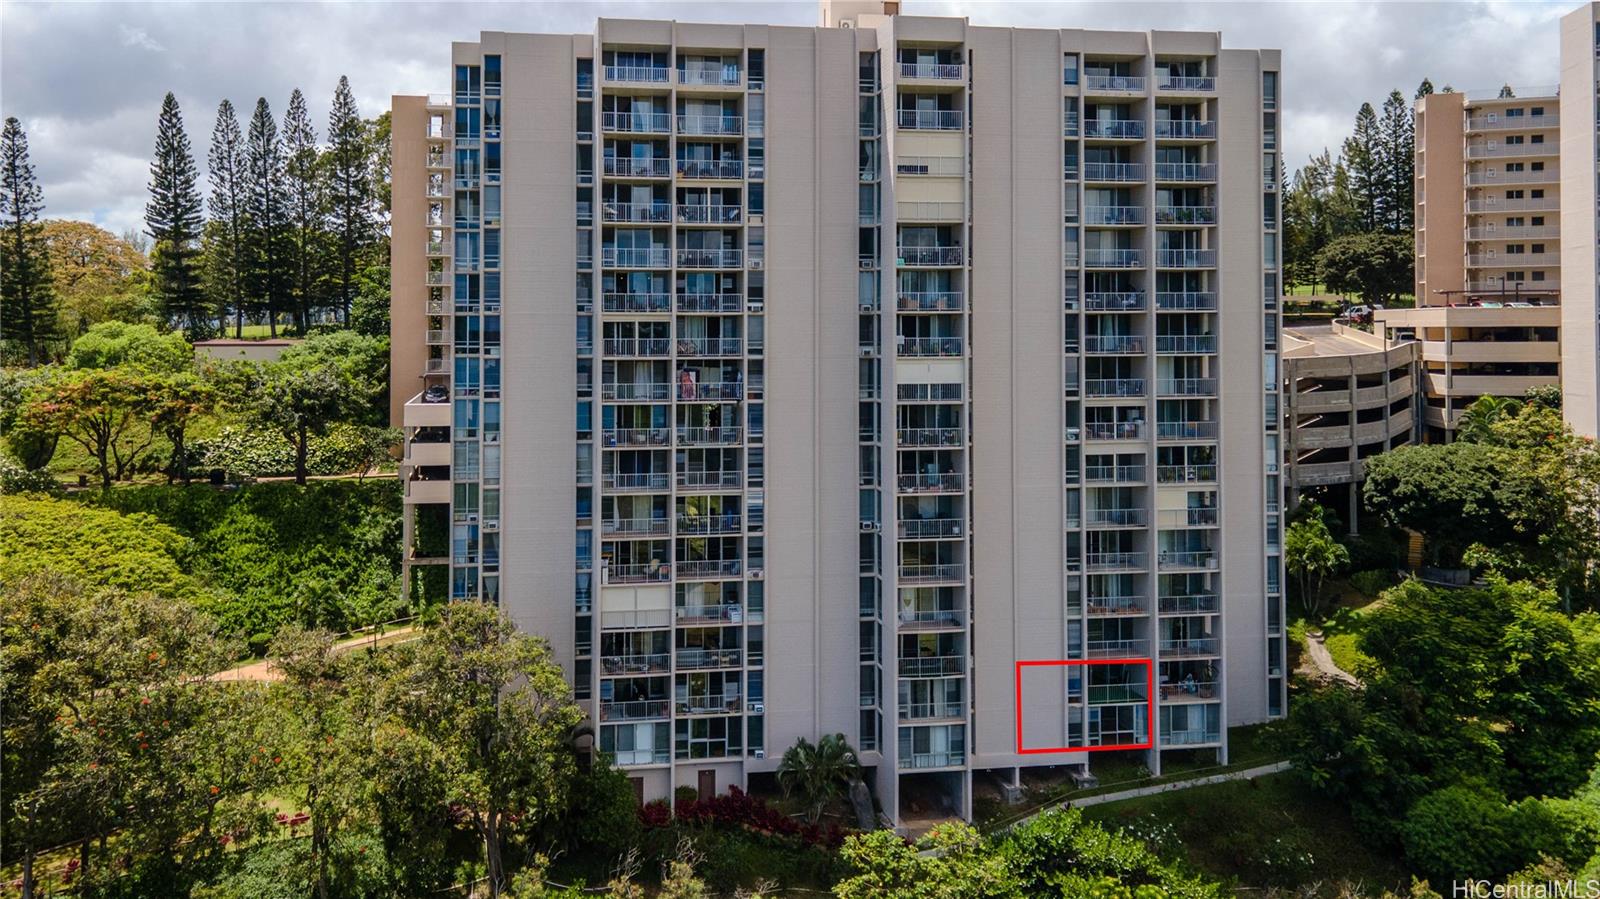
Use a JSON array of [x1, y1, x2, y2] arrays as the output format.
[[1399, 785, 1521, 886], [1284, 514, 1350, 618], [1342, 102, 1383, 232], [245, 98, 288, 337], [283, 89, 325, 334], [776, 733, 862, 824], [40, 219, 153, 335], [1455, 395, 1524, 444], [380, 602, 584, 897], [1362, 441, 1537, 564], [1, 117, 60, 364], [279, 329, 389, 425], [205, 99, 249, 338], [1379, 90, 1414, 234], [150, 370, 214, 484], [145, 93, 208, 339], [243, 355, 360, 484], [326, 76, 375, 325], [1416, 78, 1435, 99], [66, 320, 191, 372], [1317, 231, 1412, 306], [19, 367, 162, 487]]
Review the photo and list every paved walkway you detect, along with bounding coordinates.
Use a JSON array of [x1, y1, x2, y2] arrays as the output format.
[[1304, 631, 1360, 686], [210, 625, 420, 683], [1066, 762, 1293, 809]]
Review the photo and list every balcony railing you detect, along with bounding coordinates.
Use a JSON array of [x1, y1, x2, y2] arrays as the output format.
[[678, 694, 744, 716], [1084, 74, 1147, 93], [899, 700, 966, 720], [678, 64, 741, 86], [605, 563, 671, 584], [1084, 248, 1143, 268], [604, 156, 671, 178], [1157, 420, 1219, 440], [897, 109, 964, 131], [676, 647, 743, 669], [599, 653, 670, 675], [603, 472, 671, 491], [1084, 334, 1146, 354], [602, 248, 671, 268], [676, 604, 744, 625], [1161, 728, 1221, 746], [1157, 75, 1216, 92], [898, 518, 965, 539], [1466, 225, 1561, 240], [1158, 550, 1217, 570], [1085, 638, 1149, 656], [1155, 291, 1218, 311], [1159, 637, 1221, 656], [1063, 111, 1080, 137], [1153, 119, 1217, 140], [677, 381, 741, 401], [676, 426, 743, 445], [602, 427, 671, 447], [899, 749, 965, 769], [897, 427, 963, 447], [1159, 593, 1220, 614], [604, 65, 670, 84], [1085, 205, 1145, 225], [897, 246, 964, 266], [1083, 162, 1145, 182], [601, 111, 671, 134], [677, 204, 743, 225], [677, 470, 741, 489], [1467, 252, 1560, 267], [898, 337, 965, 357], [676, 159, 744, 180], [1466, 142, 1559, 159], [1084, 378, 1147, 398], [900, 62, 965, 81], [1086, 595, 1146, 616], [898, 655, 966, 677], [676, 337, 743, 356], [1467, 113, 1558, 131], [1467, 196, 1561, 213], [676, 514, 742, 535], [1155, 335, 1217, 354], [1086, 551, 1148, 570], [1084, 421, 1147, 440], [602, 202, 671, 224], [1085, 464, 1146, 483], [602, 337, 671, 357], [601, 517, 671, 537], [602, 292, 671, 314], [1086, 507, 1148, 527], [1466, 169, 1560, 186], [1156, 464, 1217, 484], [897, 472, 965, 493], [1155, 249, 1217, 268], [677, 115, 743, 136], [598, 700, 671, 721], [1155, 206, 1217, 225], [898, 564, 965, 585], [1084, 291, 1147, 312], [1084, 118, 1145, 139], [676, 292, 743, 312], [675, 559, 742, 580], [1157, 378, 1218, 397], [897, 291, 964, 312], [1154, 162, 1217, 182], [676, 248, 743, 269]]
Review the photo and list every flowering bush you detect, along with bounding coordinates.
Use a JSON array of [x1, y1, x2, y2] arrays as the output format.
[[638, 786, 847, 848]]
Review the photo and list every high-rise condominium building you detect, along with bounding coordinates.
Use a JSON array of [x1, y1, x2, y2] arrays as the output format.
[[390, 0, 1285, 823], [1386, 0, 1599, 442]]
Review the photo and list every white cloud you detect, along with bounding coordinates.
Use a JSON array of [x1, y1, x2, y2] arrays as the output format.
[[118, 24, 166, 53]]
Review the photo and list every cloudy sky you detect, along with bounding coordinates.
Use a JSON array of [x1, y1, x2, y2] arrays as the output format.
[[0, 0, 1577, 237]]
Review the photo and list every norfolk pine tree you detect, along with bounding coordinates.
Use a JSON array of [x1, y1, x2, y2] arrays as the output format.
[[205, 99, 249, 337], [145, 93, 209, 339], [326, 76, 375, 326], [1342, 102, 1384, 233], [245, 98, 288, 337], [283, 89, 325, 333], [1380, 89, 1414, 233], [0, 117, 60, 364]]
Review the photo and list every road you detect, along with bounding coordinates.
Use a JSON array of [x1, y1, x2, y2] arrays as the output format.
[[1283, 322, 1382, 357], [210, 625, 420, 683]]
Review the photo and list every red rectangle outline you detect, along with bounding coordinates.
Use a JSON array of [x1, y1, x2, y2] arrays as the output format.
[[1014, 658, 1155, 754]]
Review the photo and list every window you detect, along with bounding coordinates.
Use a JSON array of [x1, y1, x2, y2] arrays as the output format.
[[1063, 53, 1080, 86]]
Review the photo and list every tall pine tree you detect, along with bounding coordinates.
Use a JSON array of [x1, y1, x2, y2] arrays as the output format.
[[245, 98, 287, 338], [205, 99, 248, 337], [283, 88, 324, 334], [0, 117, 60, 365], [145, 92, 209, 339], [1416, 78, 1435, 100], [1341, 102, 1383, 233], [1379, 90, 1414, 234], [326, 76, 374, 326]]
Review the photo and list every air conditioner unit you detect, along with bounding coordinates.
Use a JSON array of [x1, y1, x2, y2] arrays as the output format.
[[749, 259, 764, 270], [750, 568, 765, 580], [753, 749, 766, 758], [859, 346, 875, 356], [749, 703, 765, 714], [746, 301, 765, 312]]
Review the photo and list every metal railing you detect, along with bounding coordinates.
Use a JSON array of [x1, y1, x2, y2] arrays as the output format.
[[1086, 595, 1146, 615], [1084, 378, 1147, 398], [605, 563, 671, 584], [598, 700, 671, 721], [1466, 113, 1558, 131], [1084, 335, 1146, 354], [899, 700, 966, 720], [1085, 638, 1149, 656], [603, 472, 671, 491], [897, 109, 964, 131], [601, 427, 671, 447], [676, 159, 743, 179], [898, 337, 965, 357], [677, 204, 743, 225], [677, 114, 743, 136], [900, 62, 965, 80], [1159, 593, 1220, 614], [676, 470, 741, 489], [1158, 637, 1221, 656], [676, 292, 743, 312], [601, 337, 672, 357], [601, 111, 671, 133], [1156, 420, 1219, 440], [1156, 249, 1217, 268], [1085, 205, 1145, 225], [897, 246, 964, 266], [675, 559, 742, 579], [1154, 162, 1218, 182], [1156, 335, 1217, 354], [1084, 74, 1147, 92], [1084, 291, 1147, 312], [897, 291, 964, 312], [1083, 119, 1145, 139], [676, 514, 742, 535], [1155, 291, 1218, 310], [676, 337, 743, 356], [1156, 464, 1217, 483], [1083, 162, 1145, 181], [676, 604, 744, 624], [1158, 551, 1216, 570], [898, 518, 965, 539], [1084, 248, 1143, 268], [897, 427, 963, 446], [1157, 378, 1218, 397], [899, 750, 965, 769], [603, 156, 671, 178], [897, 473, 964, 493], [1083, 421, 1147, 440], [898, 655, 966, 677], [678, 64, 741, 86], [604, 65, 670, 83], [1086, 551, 1149, 570], [1086, 507, 1148, 527], [676, 647, 743, 669], [601, 248, 671, 268], [1155, 205, 1217, 225], [676, 426, 743, 445], [598, 653, 670, 674], [676, 248, 743, 269], [602, 293, 671, 314], [602, 202, 671, 224], [601, 517, 670, 537], [1085, 464, 1146, 483], [1157, 75, 1216, 92], [1161, 729, 1221, 746]]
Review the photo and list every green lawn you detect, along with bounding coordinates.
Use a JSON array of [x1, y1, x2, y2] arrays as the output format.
[[1083, 772, 1410, 895]]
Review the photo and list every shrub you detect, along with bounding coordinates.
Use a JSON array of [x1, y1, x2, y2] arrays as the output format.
[[1350, 568, 1395, 598], [1511, 796, 1600, 870], [1400, 786, 1521, 885], [0, 452, 59, 494], [675, 785, 700, 807], [0, 494, 201, 601]]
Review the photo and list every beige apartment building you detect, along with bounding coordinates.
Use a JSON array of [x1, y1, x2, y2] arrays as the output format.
[[1385, 1, 1599, 442], [390, 0, 1284, 824]]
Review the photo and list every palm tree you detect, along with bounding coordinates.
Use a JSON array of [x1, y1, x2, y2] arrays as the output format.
[[1455, 395, 1522, 444], [776, 733, 861, 824]]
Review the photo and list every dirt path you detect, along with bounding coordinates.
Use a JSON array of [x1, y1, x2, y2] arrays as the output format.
[[1304, 631, 1360, 686], [210, 625, 420, 683]]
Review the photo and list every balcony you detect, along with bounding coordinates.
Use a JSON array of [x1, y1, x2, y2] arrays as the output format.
[[602, 248, 671, 269], [604, 65, 670, 84], [1157, 378, 1217, 397], [426, 270, 448, 287], [1084, 421, 1147, 440], [602, 202, 670, 224], [898, 655, 966, 677], [1084, 291, 1147, 312], [677, 470, 741, 490], [1084, 248, 1143, 269], [1086, 507, 1148, 527], [598, 700, 671, 721], [1466, 169, 1559, 187], [1155, 291, 1217, 311], [1157, 75, 1216, 93], [1153, 162, 1217, 182], [897, 427, 963, 447], [676, 337, 743, 357], [1159, 593, 1220, 614], [1466, 225, 1560, 240], [1085, 638, 1148, 657], [900, 62, 966, 81], [1083, 162, 1145, 182], [1155, 335, 1216, 354], [676, 115, 743, 136], [1063, 111, 1080, 137], [676, 513, 742, 536], [676, 248, 744, 269], [1466, 142, 1558, 159], [899, 699, 966, 721], [897, 246, 964, 266], [676, 292, 743, 313], [676, 426, 743, 446], [1158, 637, 1221, 656], [1155, 205, 1217, 226], [1467, 113, 1558, 131], [1156, 464, 1217, 484], [676, 604, 745, 625], [1086, 595, 1146, 616], [604, 156, 671, 178], [601, 427, 671, 447], [601, 111, 671, 134], [898, 749, 965, 770], [1163, 507, 1219, 528], [1085, 205, 1145, 226], [602, 292, 671, 314], [1084, 378, 1147, 398], [676, 159, 743, 180], [1084, 74, 1147, 93], [602, 472, 671, 492], [1084, 334, 1147, 354], [898, 518, 965, 539], [678, 204, 743, 225], [678, 65, 741, 87], [1467, 196, 1561, 213], [898, 336, 964, 357], [404, 477, 450, 505], [1158, 550, 1217, 571], [1084, 119, 1145, 140], [675, 559, 742, 580], [1154, 119, 1216, 139], [1086, 551, 1148, 571], [1085, 463, 1146, 483], [898, 291, 964, 312], [604, 563, 671, 585], [599, 653, 670, 675], [676, 647, 743, 669], [897, 109, 964, 131], [1467, 252, 1560, 267], [1156, 249, 1217, 269], [1161, 728, 1221, 747], [897, 472, 965, 494], [602, 337, 671, 357], [898, 564, 965, 585], [425, 328, 448, 345], [677, 381, 741, 402], [678, 694, 744, 716], [601, 517, 671, 537]]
